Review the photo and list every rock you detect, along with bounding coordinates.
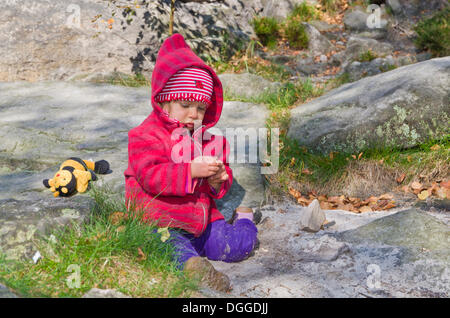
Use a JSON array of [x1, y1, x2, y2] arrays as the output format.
[[294, 55, 328, 76], [343, 8, 369, 32], [414, 198, 450, 212], [344, 7, 388, 33], [293, 234, 349, 262], [258, 216, 274, 230], [345, 57, 396, 81], [82, 288, 131, 298], [309, 20, 340, 33], [386, 0, 402, 16], [303, 23, 334, 55], [0, 0, 256, 81], [259, 0, 319, 22], [299, 199, 326, 233], [345, 36, 394, 61], [0, 196, 93, 260], [338, 208, 450, 262], [219, 73, 281, 100], [288, 57, 450, 154], [0, 284, 18, 298]]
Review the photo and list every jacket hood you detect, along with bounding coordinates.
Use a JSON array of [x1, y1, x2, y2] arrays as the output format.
[[151, 33, 223, 133]]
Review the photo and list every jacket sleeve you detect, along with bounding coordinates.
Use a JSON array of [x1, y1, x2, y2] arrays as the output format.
[[128, 132, 189, 197]]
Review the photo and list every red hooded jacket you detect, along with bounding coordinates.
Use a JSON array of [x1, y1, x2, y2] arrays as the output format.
[[124, 34, 232, 237]]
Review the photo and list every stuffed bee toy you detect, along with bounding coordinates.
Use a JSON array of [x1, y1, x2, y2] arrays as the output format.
[[43, 157, 110, 197]]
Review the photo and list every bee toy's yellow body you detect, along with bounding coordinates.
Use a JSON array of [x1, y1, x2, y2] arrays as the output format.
[[43, 157, 110, 197]]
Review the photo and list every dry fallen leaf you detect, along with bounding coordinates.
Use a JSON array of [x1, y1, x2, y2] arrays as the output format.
[[411, 182, 423, 190], [358, 152, 363, 160], [418, 190, 429, 200], [137, 247, 146, 261], [378, 193, 394, 200], [157, 227, 171, 242], [320, 201, 334, 210], [396, 173, 406, 184], [440, 180, 450, 189], [382, 202, 397, 210], [109, 212, 127, 225], [302, 168, 313, 175], [359, 206, 373, 213], [401, 185, 410, 193], [430, 144, 441, 151]]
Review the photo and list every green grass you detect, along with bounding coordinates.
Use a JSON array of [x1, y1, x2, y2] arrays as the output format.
[[358, 49, 378, 62], [97, 73, 150, 87], [251, 16, 280, 49], [0, 185, 198, 298], [274, 133, 449, 196], [224, 79, 323, 112], [320, 0, 340, 13], [414, 8, 450, 57], [284, 17, 309, 49], [290, 2, 319, 21]]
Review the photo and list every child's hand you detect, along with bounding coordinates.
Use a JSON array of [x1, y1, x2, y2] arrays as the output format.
[[207, 162, 228, 192], [190, 156, 221, 179]]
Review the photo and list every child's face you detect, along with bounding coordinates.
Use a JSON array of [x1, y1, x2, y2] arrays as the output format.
[[161, 100, 208, 131]]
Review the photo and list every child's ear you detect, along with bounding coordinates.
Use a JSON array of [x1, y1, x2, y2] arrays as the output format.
[[72, 170, 92, 193]]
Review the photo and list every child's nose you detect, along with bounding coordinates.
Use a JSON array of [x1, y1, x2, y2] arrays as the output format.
[[189, 106, 198, 118]]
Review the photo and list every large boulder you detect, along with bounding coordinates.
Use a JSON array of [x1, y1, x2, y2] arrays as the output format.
[[0, 0, 257, 82], [288, 57, 450, 154]]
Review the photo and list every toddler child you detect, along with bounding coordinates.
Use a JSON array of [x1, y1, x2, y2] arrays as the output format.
[[124, 34, 258, 292]]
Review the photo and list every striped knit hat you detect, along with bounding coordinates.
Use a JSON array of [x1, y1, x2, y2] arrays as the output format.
[[155, 66, 214, 105]]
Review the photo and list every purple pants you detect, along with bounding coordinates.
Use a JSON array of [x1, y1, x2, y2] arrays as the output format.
[[168, 219, 258, 268]]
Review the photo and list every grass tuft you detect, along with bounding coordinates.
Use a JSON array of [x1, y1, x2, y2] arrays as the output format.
[[414, 8, 450, 57], [0, 184, 198, 298]]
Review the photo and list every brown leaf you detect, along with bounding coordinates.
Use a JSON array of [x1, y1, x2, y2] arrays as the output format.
[[109, 212, 127, 225], [320, 201, 334, 210], [407, 155, 412, 162], [297, 196, 312, 205], [381, 202, 396, 210], [302, 168, 313, 175], [411, 182, 423, 190], [401, 185, 410, 193], [318, 195, 328, 202], [358, 152, 363, 160], [351, 155, 357, 160], [440, 180, 450, 189], [378, 193, 394, 200], [359, 206, 373, 213], [368, 196, 379, 203], [396, 173, 406, 184], [430, 144, 441, 151], [137, 247, 147, 261], [435, 187, 447, 199], [348, 197, 360, 204], [327, 196, 341, 203]]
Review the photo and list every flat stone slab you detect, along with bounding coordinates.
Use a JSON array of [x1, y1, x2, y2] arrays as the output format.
[[212, 203, 450, 297], [0, 195, 93, 260], [0, 284, 18, 298]]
